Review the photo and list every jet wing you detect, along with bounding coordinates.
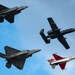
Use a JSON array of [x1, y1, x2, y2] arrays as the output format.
[[53, 54, 66, 70], [0, 4, 9, 11], [13, 57, 26, 70], [47, 18, 59, 31], [4, 46, 20, 55], [53, 54, 64, 60], [57, 36, 70, 49], [5, 15, 14, 23], [59, 63, 66, 70]]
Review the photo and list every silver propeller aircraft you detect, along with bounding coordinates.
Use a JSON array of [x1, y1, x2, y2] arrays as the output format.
[[0, 46, 41, 70], [40, 17, 75, 49], [0, 4, 28, 23]]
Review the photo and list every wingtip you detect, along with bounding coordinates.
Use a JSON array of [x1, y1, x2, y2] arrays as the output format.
[[4, 46, 9, 50], [47, 17, 52, 20]]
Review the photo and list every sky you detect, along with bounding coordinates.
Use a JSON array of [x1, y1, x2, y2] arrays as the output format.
[[0, 0, 75, 75]]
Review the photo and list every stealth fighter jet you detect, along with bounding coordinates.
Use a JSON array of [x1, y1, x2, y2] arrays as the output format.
[[0, 4, 28, 23], [0, 46, 41, 70], [48, 54, 75, 70], [40, 17, 75, 49]]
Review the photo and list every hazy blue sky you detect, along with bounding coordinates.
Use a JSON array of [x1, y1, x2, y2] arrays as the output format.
[[0, 0, 75, 75]]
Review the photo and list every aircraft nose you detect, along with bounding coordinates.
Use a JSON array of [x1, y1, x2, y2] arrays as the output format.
[[20, 6, 28, 10], [23, 6, 28, 9], [25, 6, 28, 8], [34, 49, 41, 53], [73, 28, 75, 31], [31, 49, 41, 54]]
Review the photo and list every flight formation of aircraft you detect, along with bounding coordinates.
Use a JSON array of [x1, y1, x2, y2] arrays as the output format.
[[0, 4, 75, 70]]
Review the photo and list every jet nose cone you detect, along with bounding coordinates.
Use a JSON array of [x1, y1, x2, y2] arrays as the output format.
[[28, 49, 41, 56], [74, 28, 75, 31], [20, 6, 28, 10], [71, 28, 75, 31], [34, 49, 41, 53], [23, 6, 28, 9], [31, 49, 41, 54], [25, 6, 28, 8]]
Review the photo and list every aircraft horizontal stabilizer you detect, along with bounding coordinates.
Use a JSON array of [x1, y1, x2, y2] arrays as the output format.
[[40, 29, 50, 43], [0, 53, 6, 58]]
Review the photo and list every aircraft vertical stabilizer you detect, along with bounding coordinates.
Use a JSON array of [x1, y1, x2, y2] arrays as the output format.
[[51, 64, 55, 69], [0, 53, 6, 58], [48, 59, 56, 69], [40, 29, 50, 43]]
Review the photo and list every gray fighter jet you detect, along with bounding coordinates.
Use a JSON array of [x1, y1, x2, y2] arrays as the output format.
[[0, 46, 41, 70], [0, 4, 28, 23], [40, 17, 75, 49]]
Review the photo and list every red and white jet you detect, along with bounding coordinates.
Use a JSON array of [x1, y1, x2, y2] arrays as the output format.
[[48, 54, 75, 70]]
